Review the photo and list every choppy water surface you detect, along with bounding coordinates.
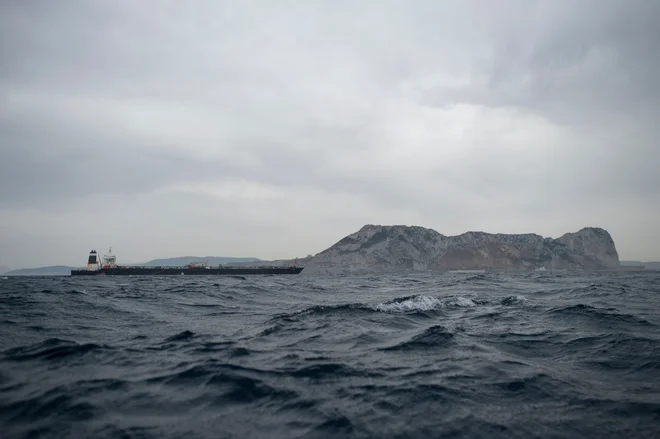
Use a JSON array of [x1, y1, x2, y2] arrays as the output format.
[[1, 271, 659, 438]]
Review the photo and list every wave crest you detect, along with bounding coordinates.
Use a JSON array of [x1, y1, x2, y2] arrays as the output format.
[[2, 338, 111, 362], [372, 295, 477, 313], [382, 325, 454, 351]]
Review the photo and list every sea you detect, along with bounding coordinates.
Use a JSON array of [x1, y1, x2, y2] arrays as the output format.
[[0, 271, 659, 439]]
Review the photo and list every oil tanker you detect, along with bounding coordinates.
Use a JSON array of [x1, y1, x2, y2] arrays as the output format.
[[70, 249, 304, 276]]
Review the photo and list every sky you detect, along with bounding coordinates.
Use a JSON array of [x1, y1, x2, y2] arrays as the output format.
[[1, 0, 659, 268]]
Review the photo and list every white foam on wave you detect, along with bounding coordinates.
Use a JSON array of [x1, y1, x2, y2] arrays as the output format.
[[500, 295, 527, 305], [372, 295, 443, 313], [371, 295, 477, 313], [445, 297, 477, 307]]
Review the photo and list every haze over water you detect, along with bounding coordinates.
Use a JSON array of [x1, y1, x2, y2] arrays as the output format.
[[1, 271, 659, 438]]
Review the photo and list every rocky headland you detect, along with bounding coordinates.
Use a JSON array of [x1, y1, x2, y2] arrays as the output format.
[[290, 224, 621, 274]]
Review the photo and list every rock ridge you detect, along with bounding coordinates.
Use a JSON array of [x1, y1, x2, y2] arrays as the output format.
[[306, 224, 620, 273]]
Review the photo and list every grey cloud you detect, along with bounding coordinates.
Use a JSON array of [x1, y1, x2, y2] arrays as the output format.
[[420, 1, 660, 124], [1, 0, 659, 266], [0, 116, 241, 207]]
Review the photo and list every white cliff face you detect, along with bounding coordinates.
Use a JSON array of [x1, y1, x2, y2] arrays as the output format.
[[305, 224, 620, 273]]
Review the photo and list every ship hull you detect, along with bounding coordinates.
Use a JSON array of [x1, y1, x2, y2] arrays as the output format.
[[70, 266, 304, 276]]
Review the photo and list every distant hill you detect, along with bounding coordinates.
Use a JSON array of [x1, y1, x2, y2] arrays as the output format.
[[0, 266, 9, 275], [620, 260, 660, 270], [143, 256, 260, 266], [4, 265, 79, 276]]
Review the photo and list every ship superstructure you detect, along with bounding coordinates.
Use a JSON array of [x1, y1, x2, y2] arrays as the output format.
[[101, 247, 117, 269], [87, 250, 100, 271]]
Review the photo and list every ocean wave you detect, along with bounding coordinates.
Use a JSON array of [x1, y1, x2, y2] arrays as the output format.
[[261, 294, 484, 322], [371, 295, 444, 312], [500, 295, 527, 306], [290, 363, 380, 379], [548, 304, 655, 327], [371, 295, 480, 313], [163, 330, 196, 343], [139, 361, 299, 405], [1, 271, 659, 438], [382, 325, 455, 351], [264, 303, 373, 325], [2, 338, 112, 362]]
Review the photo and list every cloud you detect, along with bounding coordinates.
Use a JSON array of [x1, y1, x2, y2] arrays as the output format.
[[1, 0, 659, 267]]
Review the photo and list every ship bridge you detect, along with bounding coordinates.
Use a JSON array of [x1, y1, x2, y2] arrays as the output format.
[[87, 250, 100, 271]]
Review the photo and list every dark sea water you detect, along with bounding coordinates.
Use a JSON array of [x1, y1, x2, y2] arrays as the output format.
[[1, 271, 659, 439]]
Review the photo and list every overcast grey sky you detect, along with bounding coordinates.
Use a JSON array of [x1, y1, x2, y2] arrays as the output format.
[[1, 0, 659, 268]]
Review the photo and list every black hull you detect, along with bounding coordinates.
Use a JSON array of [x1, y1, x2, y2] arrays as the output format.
[[70, 266, 304, 276]]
